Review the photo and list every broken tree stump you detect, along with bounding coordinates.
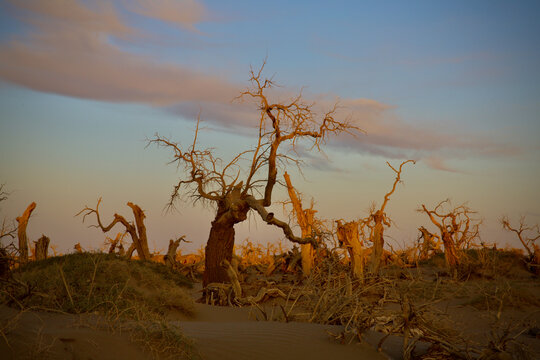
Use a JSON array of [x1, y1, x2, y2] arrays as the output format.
[[164, 236, 186, 268], [16, 202, 36, 265], [34, 234, 50, 261]]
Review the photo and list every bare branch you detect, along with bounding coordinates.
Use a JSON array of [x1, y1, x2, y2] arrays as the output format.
[[245, 196, 316, 246]]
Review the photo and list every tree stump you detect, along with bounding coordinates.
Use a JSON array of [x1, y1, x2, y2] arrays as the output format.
[[34, 234, 50, 261], [16, 202, 36, 265]]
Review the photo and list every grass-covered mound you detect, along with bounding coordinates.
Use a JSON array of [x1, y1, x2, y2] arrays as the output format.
[[1, 253, 200, 359], [2, 252, 194, 317]]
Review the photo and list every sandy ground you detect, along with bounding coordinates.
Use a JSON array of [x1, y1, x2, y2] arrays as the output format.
[[2, 279, 537, 360], [0, 302, 389, 360]]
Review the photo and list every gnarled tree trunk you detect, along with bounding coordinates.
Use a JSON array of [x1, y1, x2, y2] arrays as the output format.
[[370, 211, 385, 275], [203, 192, 249, 287], [204, 219, 236, 286], [284, 172, 317, 277], [126, 202, 151, 260], [336, 220, 364, 281], [34, 234, 50, 261], [16, 202, 36, 265], [165, 236, 185, 268], [300, 209, 316, 276], [442, 231, 459, 270]]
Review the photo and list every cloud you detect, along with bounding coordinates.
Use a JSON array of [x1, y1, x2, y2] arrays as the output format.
[[125, 0, 207, 31], [0, 0, 520, 171], [0, 0, 238, 105], [423, 156, 462, 173]]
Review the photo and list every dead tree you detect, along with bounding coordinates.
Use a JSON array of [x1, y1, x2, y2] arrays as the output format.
[[365, 160, 415, 274], [164, 235, 187, 268], [77, 198, 151, 260], [284, 171, 317, 276], [0, 184, 16, 241], [16, 202, 36, 265], [501, 216, 540, 274], [336, 220, 364, 281], [74, 243, 83, 253], [106, 232, 127, 254], [149, 64, 360, 286], [419, 200, 480, 275], [417, 226, 441, 261], [34, 234, 50, 261]]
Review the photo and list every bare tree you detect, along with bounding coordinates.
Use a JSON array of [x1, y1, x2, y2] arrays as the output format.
[[149, 65, 360, 286], [34, 234, 50, 261], [283, 171, 317, 276], [501, 216, 540, 273], [16, 202, 36, 265], [0, 184, 16, 241], [164, 235, 187, 268], [419, 200, 480, 275], [106, 232, 127, 254], [336, 220, 364, 280], [417, 226, 441, 261], [77, 198, 151, 260], [364, 160, 415, 274]]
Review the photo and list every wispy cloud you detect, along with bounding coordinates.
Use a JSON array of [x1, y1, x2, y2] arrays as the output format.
[[124, 0, 208, 32], [423, 156, 463, 173], [0, 0, 520, 172]]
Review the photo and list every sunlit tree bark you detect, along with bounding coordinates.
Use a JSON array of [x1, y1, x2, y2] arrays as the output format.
[[419, 200, 480, 276], [336, 220, 364, 281], [365, 160, 414, 274], [16, 202, 36, 265], [34, 234, 50, 261], [284, 171, 317, 276], [77, 198, 151, 260], [501, 216, 540, 274]]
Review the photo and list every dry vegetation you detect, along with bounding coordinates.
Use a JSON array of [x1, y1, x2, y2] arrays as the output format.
[[0, 69, 539, 359]]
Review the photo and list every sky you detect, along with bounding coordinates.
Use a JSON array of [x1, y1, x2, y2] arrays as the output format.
[[0, 0, 539, 254]]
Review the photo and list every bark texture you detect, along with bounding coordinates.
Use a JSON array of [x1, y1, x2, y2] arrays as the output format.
[[77, 199, 151, 260], [34, 234, 50, 261], [16, 202, 36, 265], [336, 220, 364, 280], [284, 172, 316, 276]]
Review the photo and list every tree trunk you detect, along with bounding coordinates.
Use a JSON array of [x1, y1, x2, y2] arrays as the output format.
[[336, 220, 364, 281], [34, 235, 50, 261], [283, 172, 316, 277], [442, 231, 460, 271], [165, 238, 181, 268], [203, 219, 236, 287], [126, 243, 136, 259], [370, 220, 384, 275], [127, 202, 151, 260], [16, 202, 36, 265], [300, 209, 316, 277]]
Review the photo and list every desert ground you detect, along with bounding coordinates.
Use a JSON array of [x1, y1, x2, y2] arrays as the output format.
[[1, 241, 539, 360]]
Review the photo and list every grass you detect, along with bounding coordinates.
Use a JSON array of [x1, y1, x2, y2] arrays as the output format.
[[1, 252, 199, 359]]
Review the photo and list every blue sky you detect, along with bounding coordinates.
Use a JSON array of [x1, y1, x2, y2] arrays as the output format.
[[0, 0, 539, 253]]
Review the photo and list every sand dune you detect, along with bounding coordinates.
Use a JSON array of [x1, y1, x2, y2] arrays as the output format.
[[1, 303, 389, 360]]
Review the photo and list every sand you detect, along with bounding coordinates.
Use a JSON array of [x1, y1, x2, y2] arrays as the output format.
[[0, 302, 389, 360]]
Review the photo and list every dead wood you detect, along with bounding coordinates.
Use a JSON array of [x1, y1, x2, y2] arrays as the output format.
[[73, 243, 83, 253], [149, 63, 360, 285], [366, 160, 415, 275], [501, 216, 540, 274], [77, 198, 151, 260], [419, 200, 480, 276], [284, 172, 317, 277], [336, 220, 364, 281], [16, 202, 36, 265], [164, 235, 186, 268], [107, 232, 127, 254], [34, 235, 50, 261]]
